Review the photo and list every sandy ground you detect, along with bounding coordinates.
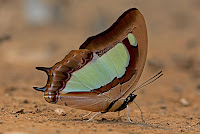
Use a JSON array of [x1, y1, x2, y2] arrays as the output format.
[[0, 0, 200, 133]]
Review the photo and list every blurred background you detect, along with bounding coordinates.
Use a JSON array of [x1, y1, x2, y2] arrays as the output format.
[[0, 0, 200, 133]]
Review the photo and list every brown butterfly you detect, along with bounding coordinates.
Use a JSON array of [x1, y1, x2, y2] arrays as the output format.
[[34, 8, 162, 123]]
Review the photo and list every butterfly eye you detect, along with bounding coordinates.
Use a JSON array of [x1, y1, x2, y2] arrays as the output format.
[[72, 54, 75, 57]]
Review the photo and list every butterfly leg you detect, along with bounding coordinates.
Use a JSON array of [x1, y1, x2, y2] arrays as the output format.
[[116, 111, 123, 121], [81, 112, 92, 118], [133, 101, 145, 123], [86, 112, 101, 122], [118, 111, 120, 117], [126, 105, 134, 123]]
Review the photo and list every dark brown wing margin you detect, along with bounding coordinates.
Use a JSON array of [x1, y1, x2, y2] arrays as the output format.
[[79, 8, 145, 52]]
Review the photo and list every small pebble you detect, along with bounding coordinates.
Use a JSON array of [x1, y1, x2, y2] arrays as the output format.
[[23, 100, 29, 104], [61, 113, 66, 116], [10, 111, 15, 114], [0, 121, 3, 124], [93, 127, 97, 132], [1, 107, 4, 112], [188, 117, 193, 120], [35, 109, 41, 113], [34, 105, 38, 108], [16, 109, 25, 114], [180, 129, 184, 132], [101, 118, 107, 121], [180, 98, 190, 106], [160, 106, 167, 109], [55, 108, 65, 115]]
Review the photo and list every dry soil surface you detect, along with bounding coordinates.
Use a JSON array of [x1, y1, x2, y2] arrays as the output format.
[[0, 0, 200, 134]]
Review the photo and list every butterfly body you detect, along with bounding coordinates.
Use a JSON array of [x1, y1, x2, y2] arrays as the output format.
[[34, 8, 147, 114]]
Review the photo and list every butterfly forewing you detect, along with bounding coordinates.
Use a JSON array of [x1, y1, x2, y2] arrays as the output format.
[[79, 8, 147, 99]]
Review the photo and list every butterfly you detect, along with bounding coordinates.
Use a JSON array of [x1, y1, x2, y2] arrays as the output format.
[[33, 8, 162, 122]]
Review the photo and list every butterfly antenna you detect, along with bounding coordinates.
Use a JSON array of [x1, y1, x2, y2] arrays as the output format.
[[131, 71, 163, 93]]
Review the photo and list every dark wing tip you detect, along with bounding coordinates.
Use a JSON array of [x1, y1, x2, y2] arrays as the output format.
[[34, 67, 49, 92], [36, 66, 50, 71], [35, 67, 50, 74], [33, 87, 46, 92], [127, 8, 138, 11]]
